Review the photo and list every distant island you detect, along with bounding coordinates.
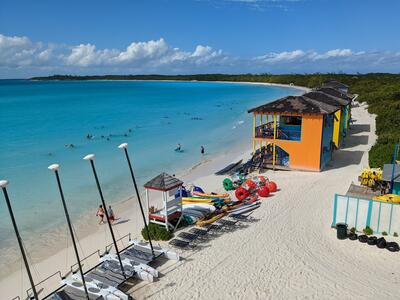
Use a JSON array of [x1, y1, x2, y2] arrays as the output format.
[[32, 73, 400, 168]]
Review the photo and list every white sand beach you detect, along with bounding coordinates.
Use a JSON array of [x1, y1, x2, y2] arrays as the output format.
[[2, 98, 399, 300]]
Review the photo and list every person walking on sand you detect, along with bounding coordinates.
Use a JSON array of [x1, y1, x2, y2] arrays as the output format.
[[107, 205, 115, 224], [96, 205, 105, 224], [201, 145, 205, 155]]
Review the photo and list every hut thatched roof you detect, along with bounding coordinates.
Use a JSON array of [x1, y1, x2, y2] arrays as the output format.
[[323, 80, 349, 90], [144, 172, 183, 191], [316, 87, 353, 102], [248, 95, 339, 115], [304, 91, 351, 107]]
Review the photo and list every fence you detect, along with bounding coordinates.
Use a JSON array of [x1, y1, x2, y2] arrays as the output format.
[[332, 194, 400, 236]]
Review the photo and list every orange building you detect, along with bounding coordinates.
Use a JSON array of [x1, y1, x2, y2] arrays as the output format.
[[248, 95, 340, 171]]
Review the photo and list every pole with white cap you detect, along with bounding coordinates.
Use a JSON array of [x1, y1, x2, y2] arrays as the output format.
[[83, 154, 126, 279], [118, 143, 155, 257], [0, 180, 38, 300], [48, 164, 89, 299]]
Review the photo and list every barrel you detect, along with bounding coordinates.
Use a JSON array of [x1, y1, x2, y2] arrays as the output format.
[[336, 223, 348, 240]]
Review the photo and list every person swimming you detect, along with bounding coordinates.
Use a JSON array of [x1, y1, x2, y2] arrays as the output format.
[[175, 143, 181, 151]]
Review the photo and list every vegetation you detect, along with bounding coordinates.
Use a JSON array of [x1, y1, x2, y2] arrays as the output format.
[[382, 231, 388, 236], [32, 73, 400, 167], [141, 223, 173, 241], [394, 232, 399, 237], [363, 226, 374, 235], [350, 227, 356, 234]]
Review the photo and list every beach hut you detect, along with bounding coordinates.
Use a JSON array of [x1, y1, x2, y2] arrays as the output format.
[[304, 91, 351, 148], [323, 79, 349, 94], [144, 172, 184, 231], [317, 87, 354, 133], [382, 164, 400, 195], [248, 95, 340, 171]]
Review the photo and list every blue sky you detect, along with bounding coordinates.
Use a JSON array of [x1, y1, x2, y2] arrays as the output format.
[[1, 0, 400, 78]]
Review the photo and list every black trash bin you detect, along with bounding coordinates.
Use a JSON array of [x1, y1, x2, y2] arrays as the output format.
[[336, 223, 348, 240]]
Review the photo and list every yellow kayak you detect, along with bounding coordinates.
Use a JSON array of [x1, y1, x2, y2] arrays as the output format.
[[192, 191, 230, 198], [373, 194, 400, 204], [197, 212, 226, 227], [182, 197, 215, 203]]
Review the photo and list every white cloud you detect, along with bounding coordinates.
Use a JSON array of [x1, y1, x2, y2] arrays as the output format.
[[0, 33, 400, 78]]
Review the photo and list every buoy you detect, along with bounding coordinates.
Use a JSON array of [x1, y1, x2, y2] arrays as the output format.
[[243, 179, 257, 190], [223, 178, 234, 191], [235, 187, 250, 201], [268, 181, 277, 193], [257, 186, 270, 197]]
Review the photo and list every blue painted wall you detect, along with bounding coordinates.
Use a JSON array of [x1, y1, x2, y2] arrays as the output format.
[[320, 114, 334, 169]]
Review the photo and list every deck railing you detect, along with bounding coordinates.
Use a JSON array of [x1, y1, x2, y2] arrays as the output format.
[[255, 122, 301, 141]]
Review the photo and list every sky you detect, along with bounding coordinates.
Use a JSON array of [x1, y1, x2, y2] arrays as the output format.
[[0, 0, 400, 78]]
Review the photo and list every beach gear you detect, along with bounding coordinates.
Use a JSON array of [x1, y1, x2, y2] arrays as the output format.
[[183, 203, 216, 214], [229, 203, 261, 215], [372, 194, 400, 204], [197, 212, 226, 227], [192, 191, 230, 198], [129, 239, 180, 261], [223, 178, 234, 191], [193, 186, 205, 193], [235, 187, 250, 201], [376, 237, 387, 249], [358, 235, 368, 243], [268, 181, 278, 193], [367, 236, 377, 245], [386, 242, 399, 252], [257, 186, 270, 197], [348, 233, 358, 240]]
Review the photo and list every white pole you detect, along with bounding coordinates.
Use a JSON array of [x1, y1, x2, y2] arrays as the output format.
[[164, 191, 168, 230]]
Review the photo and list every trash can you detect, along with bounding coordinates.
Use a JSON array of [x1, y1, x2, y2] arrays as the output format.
[[336, 223, 348, 240]]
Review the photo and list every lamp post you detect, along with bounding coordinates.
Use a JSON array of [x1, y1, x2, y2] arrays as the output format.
[[83, 154, 126, 279], [0, 180, 38, 300], [118, 143, 155, 257], [48, 164, 89, 300]]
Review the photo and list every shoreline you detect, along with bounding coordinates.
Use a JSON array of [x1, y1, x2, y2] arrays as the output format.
[[0, 81, 306, 298]]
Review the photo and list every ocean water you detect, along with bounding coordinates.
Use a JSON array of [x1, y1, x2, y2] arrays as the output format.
[[0, 80, 300, 247]]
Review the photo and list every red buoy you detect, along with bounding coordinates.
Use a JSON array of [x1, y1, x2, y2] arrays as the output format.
[[268, 181, 277, 193], [235, 187, 250, 201], [257, 186, 270, 197]]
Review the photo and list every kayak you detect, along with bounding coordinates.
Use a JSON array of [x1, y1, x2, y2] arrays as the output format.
[[197, 212, 226, 227], [182, 209, 206, 218], [182, 197, 230, 203], [373, 194, 400, 204], [192, 191, 230, 199], [230, 204, 261, 215], [182, 203, 216, 214]]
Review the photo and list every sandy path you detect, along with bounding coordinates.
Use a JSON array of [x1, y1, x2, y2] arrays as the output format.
[[129, 102, 400, 300]]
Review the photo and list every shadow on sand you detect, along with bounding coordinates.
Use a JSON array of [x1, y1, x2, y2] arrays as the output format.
[[325, 150, 364, 170], [349, 124, 370, 135]]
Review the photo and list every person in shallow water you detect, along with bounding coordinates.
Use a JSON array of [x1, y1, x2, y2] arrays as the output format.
[[176, 143, 181, 151], [108, 205, 115, 224], [201, 146, 205, 155], [96, 205, 105, 224]]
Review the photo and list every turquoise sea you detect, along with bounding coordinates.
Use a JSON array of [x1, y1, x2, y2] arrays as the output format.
[[0, 80, 300, 248]]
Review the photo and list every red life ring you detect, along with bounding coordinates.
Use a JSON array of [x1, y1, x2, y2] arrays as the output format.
[[235, 187, 250, 201]]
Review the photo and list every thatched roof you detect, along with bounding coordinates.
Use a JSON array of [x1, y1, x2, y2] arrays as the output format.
[[304, 91, 351, 107], [382, 164, 400, 183], [323, 80, 349, 90], [144, 172, 183, 191], [248, 95, 339, 115], [316, 87, 353, 102]]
